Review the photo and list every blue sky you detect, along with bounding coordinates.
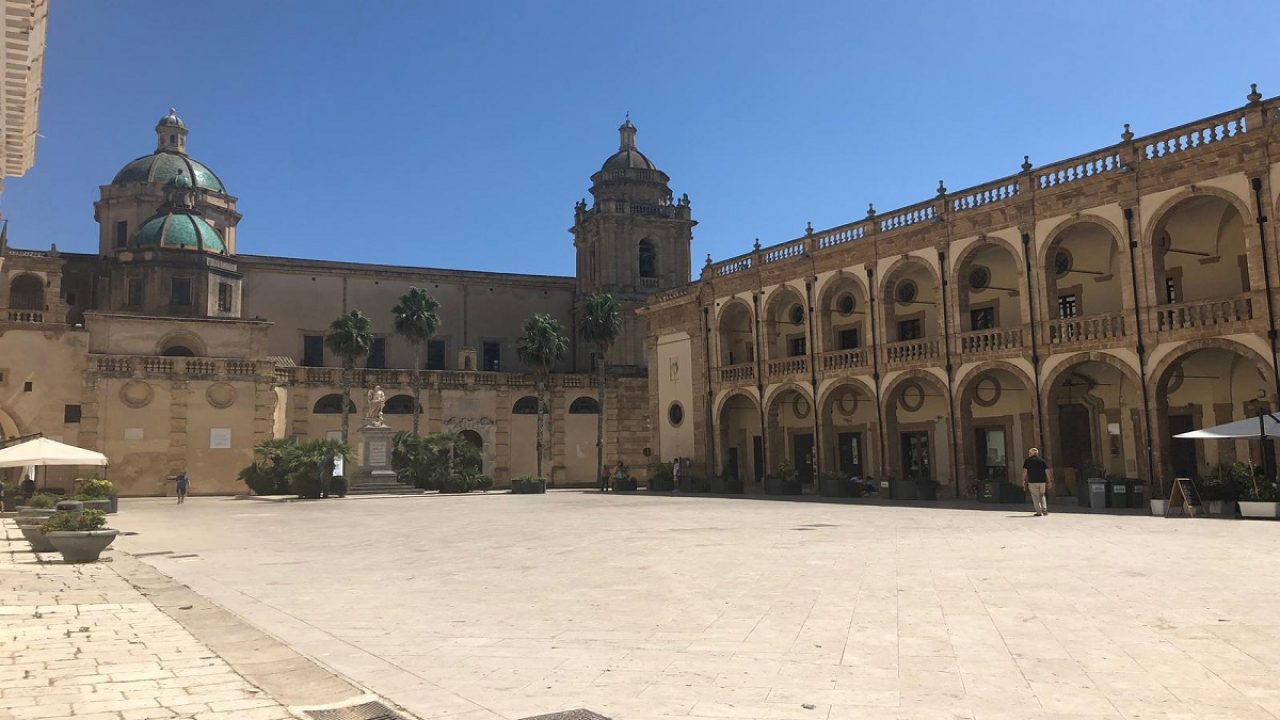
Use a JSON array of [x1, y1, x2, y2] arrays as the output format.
[[4, 1, 1278, 276]]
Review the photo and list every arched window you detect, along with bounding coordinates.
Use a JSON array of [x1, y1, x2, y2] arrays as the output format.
[[8, 274, 44, 310], [638, 240, 657, 278], [313, 394, 356, 414], [385, 394, 420, 414], [161, 345, 195, 357], [569, 396, 600, 414], [512, 396, 542, 414], [459, 429, 483, 472]]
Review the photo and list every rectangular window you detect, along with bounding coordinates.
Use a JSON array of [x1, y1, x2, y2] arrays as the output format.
[[425, 339, 445, 370], [367, 338, 386, 369], [970, 307, 995, 330], [482, 341, 501, 371], [64, 405, 81, 424], [1165, 276, 1178, 304], [1058, 294, 1078, 319], [127, 279, 143, 307], [171, 278, 192, 306], [114, 221, 128, 249], [788, 336, 806, 357], [217, 282, 233, 312], [898, 319, 922, 341], [302, 335, 324, 367], [838, 328, 860, 350]]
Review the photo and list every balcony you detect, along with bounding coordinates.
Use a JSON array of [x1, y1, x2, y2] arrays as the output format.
[[1153, 294, 1255, 335], [1045, 313, 1126, 347], [6, 310, 43, 323], [821, 348, 870, 372], [718, 363, 755, 385], [957, 327, 1024, 358], [885, 338, 941, 368], [91, 355, 267, 380], [767, 356, 809, 381]]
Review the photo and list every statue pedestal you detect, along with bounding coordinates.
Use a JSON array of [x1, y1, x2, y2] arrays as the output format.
[[358, 425, 397, 480]]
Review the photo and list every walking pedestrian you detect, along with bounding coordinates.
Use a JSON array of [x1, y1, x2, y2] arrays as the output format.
[[671, 457, 682, 487], [598, 464, 610, 492], [1021, 448, 1052, 516], [175, 470, 190, 505], [612, 461, 626, 491]]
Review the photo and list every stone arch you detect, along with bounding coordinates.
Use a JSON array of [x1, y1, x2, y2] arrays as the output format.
[[156, 331, 207, 357], [7, 273, 44, 310], [713, 387, 760, 419], [879, 256, 943, 343], [384, 394, 420, 414], [953, 237, 1027, 332], [762, 381, 814, 412], [1041, 351, 1143, 398], [881, 368, 948, 404], [638, 238, 657, 279], [815, 269, 870, 308], [1043, 351, 1147, 493], [1143, 187, 1256, 305], [0, 405, 23, 440], [716, 388, 762, 482], [1148, 338, 1274, 399], [715, 297, 755, 367], [815, 271, 871, 355], [1038, 214, 1127, 270], [1142, 186, 1253, 250], [761, 284, 809, 362], [817, 378, 879, 478], [313, 394, 356, 414], [955, 361, 1038, 493], [877, 255, 939, 300], [882, 369, 951, 489]]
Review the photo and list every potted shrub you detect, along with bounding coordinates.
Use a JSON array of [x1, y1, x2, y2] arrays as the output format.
[[764, 463, 802, 495], [40, 509, 118, 563], [1, 481, 19, 512], [709, 474, 744, 494], [511, 475, 546, 494], [1239, 471, 1279, 519], [74, 478, 116, 514], [818, 472, 852, 498], [646, 462, 675, 492], [17, 492, 58, 519], [1201, 463, 1247, 515]]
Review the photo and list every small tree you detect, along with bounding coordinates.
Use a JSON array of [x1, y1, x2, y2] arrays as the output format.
[[517, 314, 568, 479], [579, 293, 622, 482], [392, 288, 441, 436], [325, 310, 374, 443]]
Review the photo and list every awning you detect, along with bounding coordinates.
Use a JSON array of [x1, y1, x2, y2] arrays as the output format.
[[0, 437, 109, 468], [1173, 414, 1280, 440]]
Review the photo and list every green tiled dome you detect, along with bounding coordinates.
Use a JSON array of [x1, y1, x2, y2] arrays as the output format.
[[132, 212, 226, 254], [112, 151, 225, 193]]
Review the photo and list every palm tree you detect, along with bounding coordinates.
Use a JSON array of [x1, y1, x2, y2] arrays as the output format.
[[325, 310, 374, 442], [579, 293, 622, 484], [517, 314, 568, 479], [392, 287, 441, 436]]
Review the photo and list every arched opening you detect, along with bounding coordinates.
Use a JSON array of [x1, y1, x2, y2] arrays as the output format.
[[762, 286, 808, 364], [512, 396, 542, 414], [765, 386, 816, 485], [718, 392, 761, 485], [161, 345, 195, 357], [157, 332, 206, 357], [882, 373, 950, 496], [957, 366, 1034, 495], [881, 261, 940, 367], [956, 243, 1023, 333], [313, 394, 356, 414], [717, 301, 754, 368], [385, 394, 420, 414], [638, 239, 657, 279], [568, 396, 600, 414], [817, 275, 868, 362], [1150, 195, 1250, 313], [459, 429, 483, 473], [1044, 222, 1125, 327], [819, 382, 878, 479], [1046, 356, 1143, 499], [1153, 345, 1273, 486], [7, 274, 44, 310]]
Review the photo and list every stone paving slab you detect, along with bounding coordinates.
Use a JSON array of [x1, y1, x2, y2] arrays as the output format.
[[114, 494, 1280, 720]]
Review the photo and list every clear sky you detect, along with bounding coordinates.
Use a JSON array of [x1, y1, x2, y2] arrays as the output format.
[[4, 1, 1279, 276]]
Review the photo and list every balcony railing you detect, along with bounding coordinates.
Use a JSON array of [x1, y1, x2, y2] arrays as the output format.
[[91, 355, 269, 380], [958, 327, 1024, 356], [1154, 294, 1254, 333], [885, 338, 940, 366], [278, 366, 589, 389], [767, 356, 808, 379], [638, 277, 660, 290], [6, 310, 43, 323], [821, 348, 870, 371], [1046, 313, 1126, 345], [718, 363, 755, 384]]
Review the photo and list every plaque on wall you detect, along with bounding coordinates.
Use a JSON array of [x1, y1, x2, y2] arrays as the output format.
[[367, 439, 388, 466], [210, 428, 231, 449], [125, 427, 144, 441]]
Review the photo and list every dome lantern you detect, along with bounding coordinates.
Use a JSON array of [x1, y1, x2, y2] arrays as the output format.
[[156, 108, 188, 154]]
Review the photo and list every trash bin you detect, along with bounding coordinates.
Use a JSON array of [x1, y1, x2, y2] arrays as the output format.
[[1088, 479, 1108, 510], [1108, 479, 1129, 509]]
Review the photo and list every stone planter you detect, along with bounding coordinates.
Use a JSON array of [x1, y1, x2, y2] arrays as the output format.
[[1150, 499, 1167, 515], [916, 482, 940, 501], [80, 499, 111, 513], [709, 476, 744, 494], [763, 476, 801, 495], [16, 507, 56, 520], [19, 524, 57, 553], [1206, 500, 1230, 515], [647, 476, 675, 492], [45, 530, 119, 563], [613, 478, 638, 492], [1238, 501, 1279, 519], [677, 476, 710, 493], [510, 479, 546, 495]]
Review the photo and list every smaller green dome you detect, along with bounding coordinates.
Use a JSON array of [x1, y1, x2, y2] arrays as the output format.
[[132, 212, 226, 254]]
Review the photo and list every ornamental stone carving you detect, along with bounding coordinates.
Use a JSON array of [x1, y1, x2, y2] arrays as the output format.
[[444, 416, 494, 433], [206, 382, 236, 409], [119, 380, 154, 408]]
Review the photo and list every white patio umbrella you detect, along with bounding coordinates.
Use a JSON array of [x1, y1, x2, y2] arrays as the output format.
[[1173, 414, 1280, 440], [0, 437, 108, 468]]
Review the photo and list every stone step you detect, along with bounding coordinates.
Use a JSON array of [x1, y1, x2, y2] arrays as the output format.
[[346, 485, 422, 495]]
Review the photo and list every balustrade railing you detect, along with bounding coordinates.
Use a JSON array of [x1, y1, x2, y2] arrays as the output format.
[[718, 363, 755, 384], [763, 241, 805, 264], [821, 348, 869, 371], [91, 355, 268, 379], [815, 222, 866, 249], [879, 202, 936, 232], [1139, 111, 1248, 162], [1154, 294, 1254, 332], [884, 338, 940, 365], [958, 327, 1024, 355], [1046, 313, 1125, 345], [638, 277, 660, 290], [767, 356, 808, 378], [714, 256, 753, 276], [6, 310, 43, 323], [951, 179, 1019, 212], [1037, 149, 1124, 188]]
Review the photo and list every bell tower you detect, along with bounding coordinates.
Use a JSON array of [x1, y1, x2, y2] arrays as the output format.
[[572, 120, 695, 371]]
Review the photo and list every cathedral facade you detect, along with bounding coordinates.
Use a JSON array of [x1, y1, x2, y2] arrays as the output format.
[[643, 86, 1280, 502], [0, 111, 692, 495]]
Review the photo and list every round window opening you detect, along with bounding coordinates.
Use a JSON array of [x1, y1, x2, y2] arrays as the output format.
[[667, 402, 684, 427], [837, 293, 856, 315], [895, 279, 918, 304], [789, 304, 805, 324], [968, 266, 991, 291], [1054, 249, 1073, 277]]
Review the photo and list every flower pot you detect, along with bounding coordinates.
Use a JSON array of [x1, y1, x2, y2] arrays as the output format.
[[45, 530, 119, 563], [1149, 499, 1167, 515], [19, 524, 57, 553], [80, 499, 110, 513], [1238, 501, 1279, 519], [1206, 500, 1228, 515], [510, 479, 546, 495]]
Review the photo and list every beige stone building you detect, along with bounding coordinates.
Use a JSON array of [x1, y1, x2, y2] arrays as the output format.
[[0, 110, 693, 495], [644, 85, 1280, 502]]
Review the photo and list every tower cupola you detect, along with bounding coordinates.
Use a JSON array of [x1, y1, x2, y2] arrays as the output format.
[[156, 108, 188, 153]]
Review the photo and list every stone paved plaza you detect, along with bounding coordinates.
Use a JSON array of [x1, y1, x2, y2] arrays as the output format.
[[104, 492, 1280, 720]]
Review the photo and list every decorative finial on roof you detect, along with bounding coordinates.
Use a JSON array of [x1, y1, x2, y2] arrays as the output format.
[[936, 180, 946, 196], [1121, 123, 1133, 142], [1248, 83, 1262, 105], [704, 253, 713, 267], [618, 116, 637, 150], [805, 221, 813, 235], [753, 238, 762, 251], [866, 203, 876, 218], [1021, 155, 1032, 172]]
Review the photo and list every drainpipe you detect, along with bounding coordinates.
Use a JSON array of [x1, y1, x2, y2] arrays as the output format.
[[1250, 177, 1280, 405], [867, 266, 886, 480], [937, 249, 960, 497], [703, 304, 717, 475], [753, 291, 767, 475], [805, 278, 821, 479], [1123, 207, 1157, 496], [1021, 232, 1046, 450]]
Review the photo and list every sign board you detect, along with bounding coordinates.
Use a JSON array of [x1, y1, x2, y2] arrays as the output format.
[[210, 428, 231, 449], [367, 439, 388, 467], [125, 427, 144, 441], [1165, 477, 1203, 518]]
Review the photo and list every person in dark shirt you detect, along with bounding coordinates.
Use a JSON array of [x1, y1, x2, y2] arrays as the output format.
[[1021, 447, 1053, 516]]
